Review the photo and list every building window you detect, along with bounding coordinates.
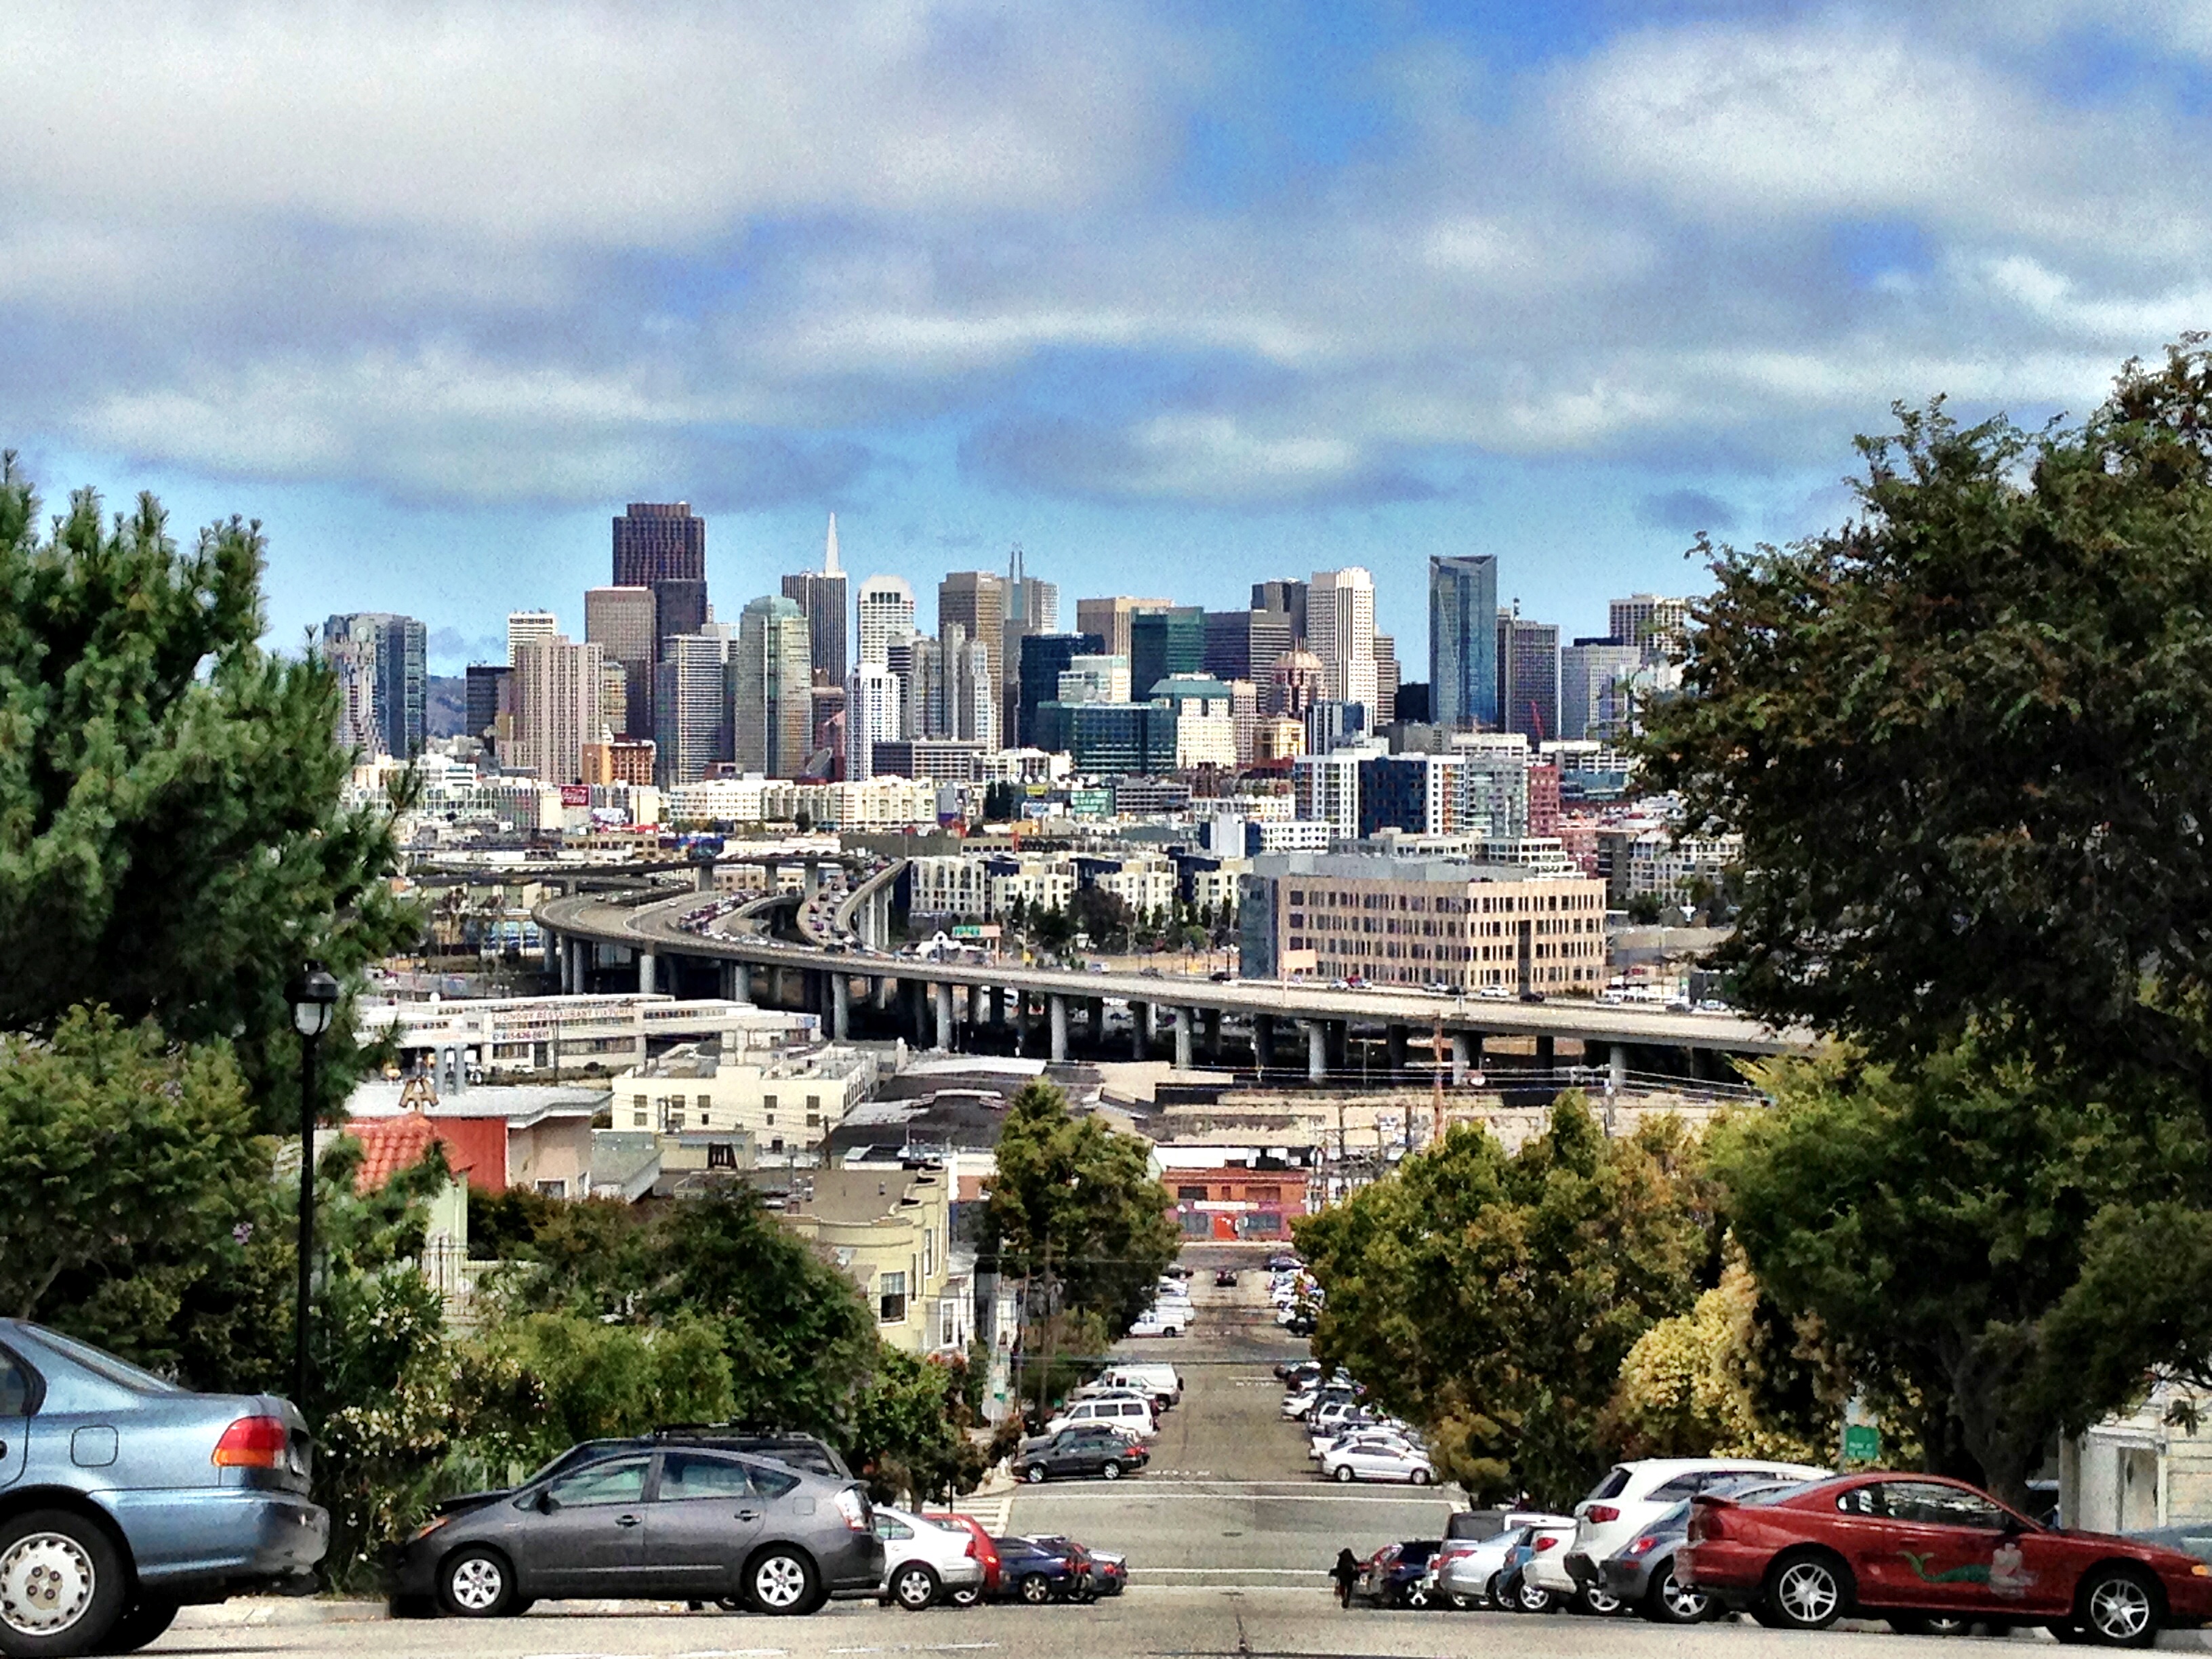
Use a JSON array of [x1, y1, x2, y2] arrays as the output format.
[[536, 1180, 567, 1197], [763, 1094, 777, 1111], [1176, 1184, 1209, 1201], [879, 1271, 907, 1324], [708, 1142, 737, 1170]]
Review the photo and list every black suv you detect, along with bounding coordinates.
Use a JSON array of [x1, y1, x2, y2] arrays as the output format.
[[1016, 1427, 1149, 1483]]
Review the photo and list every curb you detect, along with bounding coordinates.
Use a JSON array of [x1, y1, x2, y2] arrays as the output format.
[[176, 1601, 390, 1628]]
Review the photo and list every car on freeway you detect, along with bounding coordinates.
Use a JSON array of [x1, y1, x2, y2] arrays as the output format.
[[1126, 1306, 1187, 1338], [1015, 1427, 1149, 1484], [1214, 1268, 1238, 1287], [917, 1511, 998, 1606], [1553, 1457, 1829, 1607], [1599, 1479, 1800, 1624], [1479, 985, 1512, 1000], [1323, 1436, 1435, 1486], [1681, 1471, 2212, 1643], [991, 1536, 1096, 1603], [872, 1505, 985, 1612], [394, 1443, 881, 1618], [1435, 1516, 1572, 1610], [0, 1320, 328, 1659], [1353, 1540, 1443, 1607]]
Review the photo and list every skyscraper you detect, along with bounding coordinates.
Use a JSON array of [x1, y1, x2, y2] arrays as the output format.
[[1374, 634, 1398, 726], [1307, 568, 1378, 718], [888, 633, 943, 739], [731, 596, 813, 777], [321, 612, 426, 757], [612, 501, 705, 587], [1015, 632, 1105, 747], [846, 665, 903, 782], [1074, 595, 1172, 663], [1205, 607, 1293, 686], [325, 633, 380, 757], [998, 544, 1059, 741], [652, 579, 709, 659], [507, 609, 558, 665], [1608, 594, 1691, 663], [510, 636, 605, 784], [781, 513, 850, 690], [1429, 555, 1498, 731], [1252, 579, 1308, 644], [585, 586, 656, 740], [857, 575, 916, 667], [937, 571, 1005, 703], [939, 621, 998, 749], [1561, 638, 1646, 740], [653, 632, 732, 787], [1130, 606, 1206, 701], [1496, 609, 1561, 744], [464, 664, 508, 747]]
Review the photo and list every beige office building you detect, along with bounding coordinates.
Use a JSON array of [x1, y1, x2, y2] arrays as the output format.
[[510, 635, 606, 784]]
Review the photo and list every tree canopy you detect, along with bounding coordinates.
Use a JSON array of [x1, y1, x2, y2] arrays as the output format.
[[0, 456, 414, 1122]]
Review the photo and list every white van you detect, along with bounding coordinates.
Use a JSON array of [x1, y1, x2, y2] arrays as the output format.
[[1103, 1363, 1183, 1410], [1046, 1395, 1157, 1439]]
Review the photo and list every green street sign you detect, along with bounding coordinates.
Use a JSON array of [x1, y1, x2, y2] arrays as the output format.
[[1842, 1423, 1882, 1465]]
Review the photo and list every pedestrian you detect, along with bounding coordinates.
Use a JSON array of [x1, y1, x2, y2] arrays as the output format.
[[1330, 1547, 1361, 1607]]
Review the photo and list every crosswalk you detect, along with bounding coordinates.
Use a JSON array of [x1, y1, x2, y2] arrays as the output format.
[[944, 1490, 1013, 1534]]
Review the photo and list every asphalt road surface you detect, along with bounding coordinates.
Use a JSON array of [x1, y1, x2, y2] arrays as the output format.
[[165, 1243, 2116, 1654]]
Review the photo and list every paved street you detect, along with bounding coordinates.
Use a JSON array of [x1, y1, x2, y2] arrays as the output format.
[[163, 1245, 2130, 1656]]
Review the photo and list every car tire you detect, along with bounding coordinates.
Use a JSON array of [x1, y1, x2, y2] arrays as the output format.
[[1333, 1465, 1354, 1483], [1410, 1469, 1432, 1486], [90, 1598, 178, 1655], [1574, 1584, 1625, 1617], [1514, 1579, 1555, 1614], [745, 1547, 820, 1616], [1763, 1549, 1851, 1632], [1484, 1573, 1503, 1608], [1101, 1462, 1122, 1481], [1019, 1574, 1054, 1605], [1890, 1614, 1971, 1636], [889, 1562, 940, 1612], [1025, 1464, 1048, 1485], [949, 1584, 981, 1608], [2076, 1565, 2161, 1647], [0, 1509, 129, 1659], [436, 1547, 517, 1618], [1446, 1592, 1475, 1612], [1639, 1561, 1710, 1625]]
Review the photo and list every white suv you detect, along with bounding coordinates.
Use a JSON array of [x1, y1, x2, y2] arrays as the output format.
[[874, 1505, 986, 1611], [1047, 1396, 1158, 1439], [1543, 1457, 1829, 1606]]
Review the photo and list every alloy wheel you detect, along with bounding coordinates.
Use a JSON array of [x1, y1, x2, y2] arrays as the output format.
[[893, 1566, 936, 1610], [1021, 1574, 1053, 1605], [2087, 1574, 2154, 1643], [754, 1555, 808, 1611], [1658, 1572, 1710, 1622], [1582, 1586, 1624, 1616], [0, 1533, 94, 1637], [1774, 1559, 1841, 1626], [447, 1557, 505, 1614]]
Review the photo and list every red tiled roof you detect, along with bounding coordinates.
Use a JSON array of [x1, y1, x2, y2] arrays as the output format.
[[351, 1113, 440, 1193]]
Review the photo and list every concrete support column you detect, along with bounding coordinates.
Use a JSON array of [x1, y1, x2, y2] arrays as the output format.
[[803, 861, 821, 900], [1385, 1023, 1410, 1076], [968, 983, 988, 1027], [832, 974, 851, 1042], [1535, 1033, 1555, 1076], [1049, 994, 1070, 1063], [1253, 1014, 1275, 1073], [638, 950, 657, 996], [1304, 1020, 1328, 1082], [1610, 1042, 1629, 1092], [1087, 998, 1105, 1042], [1204, 1007, 1223, 1061], [1132, 1001, 1153, 1060], [1012, 991, 1031, 1055], [874, 973, 895, 1011], [543, 928, 560, 979], [1174, 1008, 1195, 1071], [735, 962, 754, 1004], [1326, 1020, 1349, 1071], [935, 981, 955, 1051], [989, 986, 1006, 1028], [695, 863, 714, 893], [1451, 1033, 1473, 1086]]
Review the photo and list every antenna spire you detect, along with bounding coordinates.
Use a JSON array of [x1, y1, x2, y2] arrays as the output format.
[[825, 512, 840, 575]]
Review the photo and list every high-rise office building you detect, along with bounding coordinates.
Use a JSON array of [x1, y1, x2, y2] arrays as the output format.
[[1267, 647, 1326, 719], [321, 612, 426, 758], [510, 635, 605, 784], [888, 633, 943, 739], [937, 571, 1005, 712], [781, 514, 850, 690], [612, 501, 705, 587], [653, 632, 732, 787], [1252, 579, 1308, 644], [1075, 595, 1172, 663], [1130, 605, 1206, 701], [939, 621, 999, 750], [1374, 634, 1399, 726], [1204, 607, 1294, 686], [325, 633, 380, 757], [507, 609, 558, 666], [998, 545, 1059, 742], [846, 665, 903, 782], [1561, 638, 1646, 741], [731, 596, 813, 777], [1015, 632, 1105, 747], [1307, 568, 1378, 718], [1496, 609, 1561, 744], [652, 578, 709, 657], [1058, 654, 1130, 704], [585, 586, 656, 740], [1609, 594, 1691, 663], [464, 664, 508, 747], [857, 575, 916, 668], [1429, 554, 1498, 731]]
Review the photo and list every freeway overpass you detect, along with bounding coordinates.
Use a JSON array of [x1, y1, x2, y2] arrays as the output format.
[[534, 890, 1813, 1086]]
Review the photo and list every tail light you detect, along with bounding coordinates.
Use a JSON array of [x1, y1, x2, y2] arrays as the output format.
[[213, 1416, 289, 1469], [964, 1534, 979, 1559], [1534, 1536, 1559, 1553], [834, 1488, 871, 1532], [1629, 1536, 1658, 1557], [1586, 1505, 1619, 1523]]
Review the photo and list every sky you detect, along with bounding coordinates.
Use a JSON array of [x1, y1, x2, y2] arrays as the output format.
[[7, 0, 2211, 672]]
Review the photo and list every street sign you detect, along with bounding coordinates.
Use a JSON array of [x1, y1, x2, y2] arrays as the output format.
[[1842, 1422, 1881, 1465], [950, 924, 1001, 940]]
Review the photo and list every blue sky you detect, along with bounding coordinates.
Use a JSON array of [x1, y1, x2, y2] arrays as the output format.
[[7, 0, 2209, 670]]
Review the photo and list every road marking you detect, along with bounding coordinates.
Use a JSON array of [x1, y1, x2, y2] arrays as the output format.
[[1136, 1568, 1330, 1576]]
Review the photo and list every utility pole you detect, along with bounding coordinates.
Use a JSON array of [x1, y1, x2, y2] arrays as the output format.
[[1430, 1015, 1446, 1147]]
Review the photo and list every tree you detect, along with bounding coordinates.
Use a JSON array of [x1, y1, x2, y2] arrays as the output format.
[[1294, 1097, 1708, 1507], [987, 1080, 1180, 1343], [480, 1312, 737, 1466], [1070, 885, 1129, 953], [0, 458, 416, 1123], [846, 1348, 987, 1504], [1708, 1041, 2212, 1507], [1640, 344, 2212, 1097]]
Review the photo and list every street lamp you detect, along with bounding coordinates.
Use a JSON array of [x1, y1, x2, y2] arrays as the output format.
[[288, 962, 340, 1406]]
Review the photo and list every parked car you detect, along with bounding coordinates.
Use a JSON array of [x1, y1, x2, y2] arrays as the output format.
[[1029, 1534, 1124, 1595], [918, 1511, 999, 1606], [991, 1536, 1095, 1603], [1555, 1457, 1828, 1607], [395, 1443, 882, 1618], [1323, 1436, 1435, 1486], [1682, 1471, 2212, 1642], [1353, 1540, 1442, 1607], [1044, 1396, 1156, 1440], [0, 1320, 329, 1658], [521, 1425, 854, 1488], [1599, 1479, 1799, 1624], [1016, 1428, 1148, 1484], [1097, 1364, 1181, 1410], [1126, 1307, 1187, 1338], [1502, 1519, 1578, 1613], [872, 1505, 985, 1612], [1435, 1517, 1572, 1610]]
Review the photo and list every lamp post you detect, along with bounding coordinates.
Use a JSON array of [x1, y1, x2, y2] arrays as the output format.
[[288, 962, 340, 1407]]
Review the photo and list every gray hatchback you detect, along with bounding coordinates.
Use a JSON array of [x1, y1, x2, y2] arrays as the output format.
[[0, 1319, 328, 1659], [395, 1446, 883, 1617]]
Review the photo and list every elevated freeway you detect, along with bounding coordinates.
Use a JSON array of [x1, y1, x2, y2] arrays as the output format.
[[535, 890, 1813, 1086]]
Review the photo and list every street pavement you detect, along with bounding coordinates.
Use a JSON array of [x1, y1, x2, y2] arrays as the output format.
[[164, 1243, 2129, 1654]]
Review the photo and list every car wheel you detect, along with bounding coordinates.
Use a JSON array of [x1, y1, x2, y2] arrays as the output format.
[[1446, 1592, 1475, 1612], [90, 1598, 178, 1655], [746, 1547, 819, 1616], [1401, 1580, 1433, 1610], [1019, 1574, 1054, 1605], [1515, 1579, 1555, 1614], [1101, 1461, 1122, 1481], [1484, 1573, 1503, 1608], [436, 1547, 516, 1618], [0, 1509, 129, 1658], [890, 1562, 941, 1612], [1764, 1549, 1850, 1631], [1333, 1465, 1354, 1483], [1890, 1614, 1972, 1636], [1576, 1584, 1624, 1617], [1641, 1561, 1711, 1625], [1410, 1469, 1432, 1486], [2077, 1566, 2160, 1647], [949, 1585, 981, 1608], [1025, 1464, 1048, 1484]]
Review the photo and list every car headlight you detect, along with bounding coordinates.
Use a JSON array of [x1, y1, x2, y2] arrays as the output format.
[[2193, 1564, 2211, 1578]]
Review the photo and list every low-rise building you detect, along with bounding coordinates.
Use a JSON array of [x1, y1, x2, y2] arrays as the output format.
[[780, 1167, 964, 1356], [1153, 1142, 1322, 1241], [609, 1036, 877, 1162], [341, 1082, 601, 1197]]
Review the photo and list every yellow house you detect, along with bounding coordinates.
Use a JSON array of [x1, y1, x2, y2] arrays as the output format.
[[781, 1168, 963, 1356]]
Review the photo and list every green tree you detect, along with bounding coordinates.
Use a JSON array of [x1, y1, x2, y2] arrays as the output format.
[[1709, 1042, 2212, 1507], [1070, 885, 1129, 953], [847, 1348, 987, 1505], [1640, 344, 2212, 1096], [0, 458, 415, 1123], [480, 1312, 737, 1465], [1295, 1097, 1708, 1507]]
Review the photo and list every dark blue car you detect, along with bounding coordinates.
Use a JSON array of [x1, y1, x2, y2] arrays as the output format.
[[0, 1319, 327, 1658], [991, 1536, 1095, 1604]]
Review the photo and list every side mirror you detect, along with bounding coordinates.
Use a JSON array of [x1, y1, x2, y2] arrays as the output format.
[[536, 1490, 561, 1514]]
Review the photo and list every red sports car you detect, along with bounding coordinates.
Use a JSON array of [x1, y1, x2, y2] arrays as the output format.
[[1681, 1472, 2212, 1645]]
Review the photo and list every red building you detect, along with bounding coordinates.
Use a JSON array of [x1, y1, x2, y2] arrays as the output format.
[[1154, 1144, 1321, 1240]]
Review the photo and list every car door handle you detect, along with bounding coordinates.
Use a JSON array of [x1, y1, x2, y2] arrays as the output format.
[[616, 1514, 641, 1528], [735, 1509, 760, 1522]]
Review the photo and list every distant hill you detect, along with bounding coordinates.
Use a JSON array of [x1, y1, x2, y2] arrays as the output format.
[[426, 674, 469, 738]]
